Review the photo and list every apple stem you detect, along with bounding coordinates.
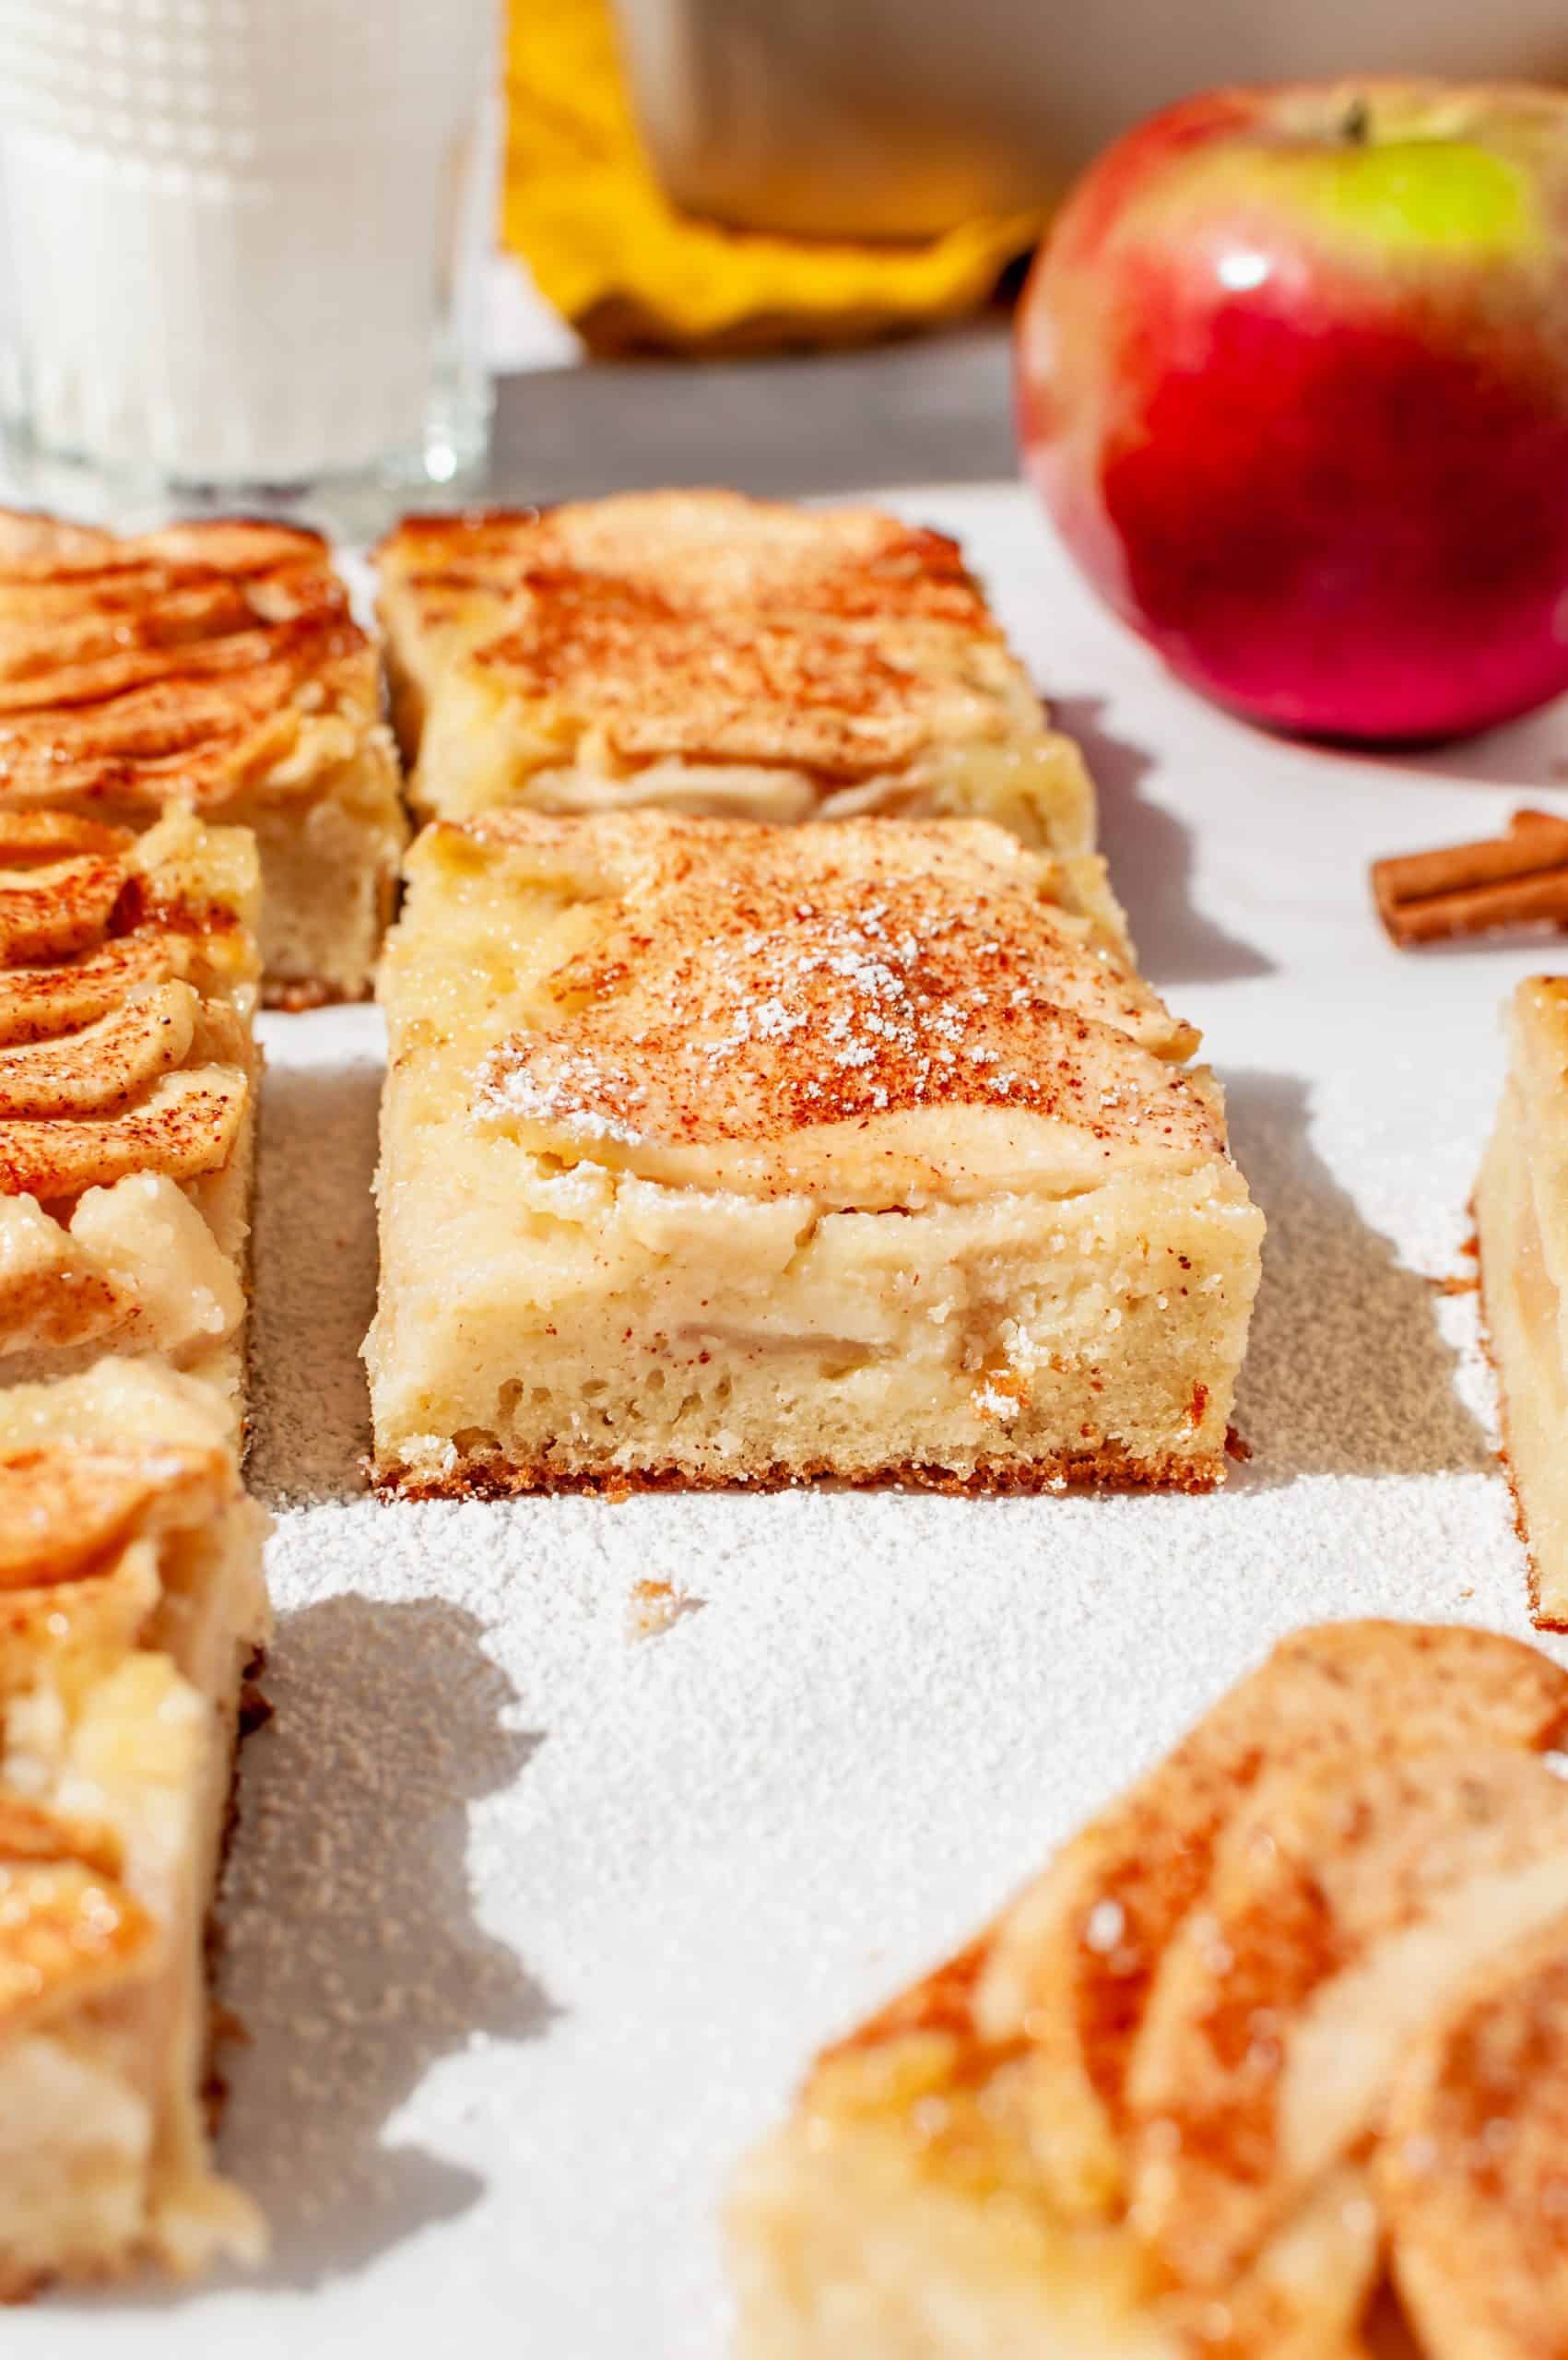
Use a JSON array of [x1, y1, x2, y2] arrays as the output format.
[[1341, 96, 1370, 145]]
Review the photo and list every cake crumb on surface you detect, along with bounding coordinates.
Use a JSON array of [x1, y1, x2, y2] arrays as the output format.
[[626, 1578, 704, 1642]]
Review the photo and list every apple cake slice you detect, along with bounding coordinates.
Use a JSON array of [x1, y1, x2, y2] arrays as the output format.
[[0, 508, 407, 1006], [728, 1621, 1568, 2359], [0, 807, 259, 1422], [1476, 975, 1568, 1626], [375, 490, 1096, 856], [366, 808, 1261, 1495], [0, 1354, 269, 2295]]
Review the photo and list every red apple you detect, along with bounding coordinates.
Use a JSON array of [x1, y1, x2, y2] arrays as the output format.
[[1017, 81, 1568, 743]]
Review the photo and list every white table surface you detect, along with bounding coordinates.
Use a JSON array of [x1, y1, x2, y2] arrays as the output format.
[[26, 478, 1568, 2357]]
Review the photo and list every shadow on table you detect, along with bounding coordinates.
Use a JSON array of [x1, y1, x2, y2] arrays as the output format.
[[1361, 694, 1568, 798], [218, 1594, 556, 2290], [56, 1597, 554, 2310], [1052, 692, 1274, 989], [248, 1058, 382, 1508], [1223, 1069, 1491, 1489]]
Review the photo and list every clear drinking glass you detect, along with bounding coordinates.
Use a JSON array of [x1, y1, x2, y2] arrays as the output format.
[[0, 0, 498, 523]]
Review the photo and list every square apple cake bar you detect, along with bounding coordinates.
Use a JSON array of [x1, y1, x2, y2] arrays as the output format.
[[0, 1355, 268, 2295], [1477, 975, 1568, 1626], [0, 805, 260, 1424], [366, 808, 1263, 1495], [376, 490, 1097, 856], [0, 508, 406, 1006]]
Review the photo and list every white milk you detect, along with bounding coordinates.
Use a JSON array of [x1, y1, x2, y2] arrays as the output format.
[[0, 0, 495, 487]]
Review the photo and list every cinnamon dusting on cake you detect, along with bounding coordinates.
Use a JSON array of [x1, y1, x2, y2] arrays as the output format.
[[468, 812, 1218, 1177], [0, 809, 253, 1198], [0, 510, 377, 818], [474, 583, 1007, 777], [379, 489, 994, 632]]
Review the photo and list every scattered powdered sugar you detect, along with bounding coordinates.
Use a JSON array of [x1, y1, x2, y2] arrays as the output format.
[[476, 1047, 650, 1148]]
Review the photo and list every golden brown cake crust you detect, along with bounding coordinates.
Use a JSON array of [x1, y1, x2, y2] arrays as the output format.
[[1475, 1245, 1554, 1627], [373, 1440, 1226, 1502]]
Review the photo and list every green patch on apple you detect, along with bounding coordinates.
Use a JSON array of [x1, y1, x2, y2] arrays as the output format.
[[1275, 135, 1539, 258]]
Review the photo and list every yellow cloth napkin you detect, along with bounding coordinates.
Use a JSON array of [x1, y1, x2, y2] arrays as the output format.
[[502, 0, 1044, 354]]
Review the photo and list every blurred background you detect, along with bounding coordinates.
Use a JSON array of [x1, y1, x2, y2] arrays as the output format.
[[1, 0, 1565, 519]]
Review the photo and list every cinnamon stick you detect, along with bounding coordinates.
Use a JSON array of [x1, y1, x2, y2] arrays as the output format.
[[1372, 808, 1568, 946]]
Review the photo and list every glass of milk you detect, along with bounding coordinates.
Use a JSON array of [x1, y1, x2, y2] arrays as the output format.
[[0, 0, 498, 513]]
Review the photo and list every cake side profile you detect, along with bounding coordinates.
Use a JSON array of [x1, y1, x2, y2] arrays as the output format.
[[375, 490, 1096, 857], [0, 509, 407, 1006], [366, 808, 1261, 1496], [1476, 975, 1568, 1627], [729, 1622, 1568, 2359], [0, 1356, 269, 2295], [0, 807, 259, 1422]]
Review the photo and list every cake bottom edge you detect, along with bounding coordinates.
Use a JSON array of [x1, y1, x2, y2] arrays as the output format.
[[369, 1440, 1228, 1503]]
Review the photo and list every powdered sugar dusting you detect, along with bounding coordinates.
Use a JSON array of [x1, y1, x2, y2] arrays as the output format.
[[469, 813, 1214, 1178]]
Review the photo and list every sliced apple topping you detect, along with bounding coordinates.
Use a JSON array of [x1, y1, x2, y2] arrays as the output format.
[[0, 1065, 247, 1198], [1158, 2162, 1383, 2360], [0, 812, 134, 973], [0, 1194, 138, 1357], [0, 929, 189, 1047], [0, 1852, 158, 2042], [0, 1533, 161, 1703], [0, 811, 130, 866], [1126, 1748, 1568, 2286], [974, 1622, 1568, 2218], [1379, 1909, 1568, 2360], [0, 1797, 123, 1879], [0, 851, 127, 966], [68, 1173, 244, 1363], [0, 980, 199, 1118], [468, 808, 1216, 1205], [0, 1438, 230, 1590], [743, 1624, 1568, 2354]]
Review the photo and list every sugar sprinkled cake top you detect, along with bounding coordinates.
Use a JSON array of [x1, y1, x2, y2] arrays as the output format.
[[461, 809, 1221, 1204]]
